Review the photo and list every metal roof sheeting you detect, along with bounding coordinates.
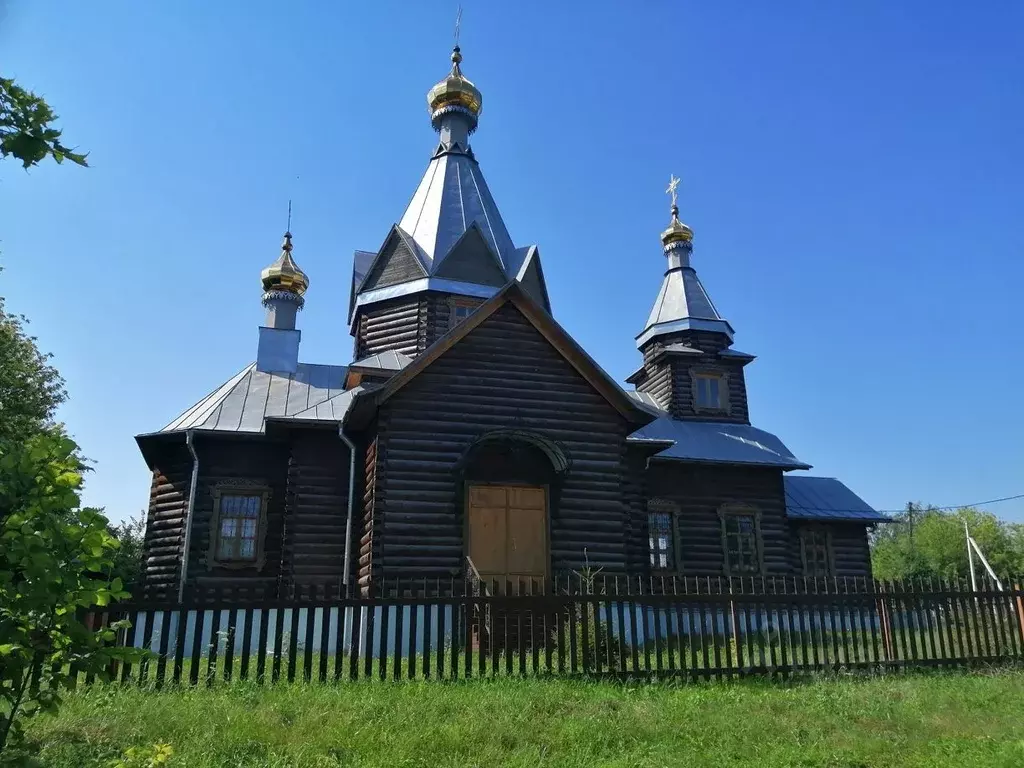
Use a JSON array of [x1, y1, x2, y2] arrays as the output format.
[[628, 416, 811, 469], [350, 350, 413, 372], [159, 362, 348, 434], [638, 267, 734, 347], [784, 476, 889, 521], [399, 152, 517, 272]]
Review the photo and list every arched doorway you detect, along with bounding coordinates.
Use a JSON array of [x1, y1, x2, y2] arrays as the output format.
[[457, 431, 568, 592]]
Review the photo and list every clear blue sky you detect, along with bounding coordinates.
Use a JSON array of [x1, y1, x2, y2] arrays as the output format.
[[2, 1, 1022, 524]]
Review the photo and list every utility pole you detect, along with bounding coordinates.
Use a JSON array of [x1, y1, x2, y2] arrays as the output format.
[[906, 501, 915, 563]]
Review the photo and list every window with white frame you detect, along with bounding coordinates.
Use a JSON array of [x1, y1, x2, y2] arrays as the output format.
[[720, 507, 761, 575], [647, 500, 677, 570], [693, 373, 726, 410]]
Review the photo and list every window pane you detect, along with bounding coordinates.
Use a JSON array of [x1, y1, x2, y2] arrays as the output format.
[[709, 377, 719, 406], [217, 537, 234, 560], [221, 519, 237, 539], [647, 509, 674, 570], [240, 539, 255, 559], [242, 519, 257, 538]]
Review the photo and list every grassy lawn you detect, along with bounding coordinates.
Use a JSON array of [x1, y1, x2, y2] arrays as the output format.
[[11, 671, 1024, 767]]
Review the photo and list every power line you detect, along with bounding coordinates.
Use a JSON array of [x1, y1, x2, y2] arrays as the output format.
[[789, 492, 1024, 519]]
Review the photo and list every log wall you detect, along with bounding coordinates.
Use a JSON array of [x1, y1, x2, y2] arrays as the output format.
[[140, 443, 193, 599], [353, 292, 460, 360], [283, 430, 350, 588], [790, 521, 874, 578], [183, 437, 289, 595], [369, 302, 635, 579], [646, 462, 790, 575], [638, 330, 750, 423]]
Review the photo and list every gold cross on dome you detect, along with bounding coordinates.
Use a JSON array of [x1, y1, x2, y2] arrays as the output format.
[[666, 174, 680, 208]]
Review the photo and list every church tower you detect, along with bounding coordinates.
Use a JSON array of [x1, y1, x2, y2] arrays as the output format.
[[347, 44, 550, 360], [257, 230, 309, 374], [628, 178, 755, 423]]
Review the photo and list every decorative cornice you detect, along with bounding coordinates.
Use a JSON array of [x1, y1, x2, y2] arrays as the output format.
[[431, 104, 479, 132], [262, 289, 305, 310]]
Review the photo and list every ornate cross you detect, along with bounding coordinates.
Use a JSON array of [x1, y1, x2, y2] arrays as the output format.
[[666, 174, 680, 208], [455, 5, 462, 47]]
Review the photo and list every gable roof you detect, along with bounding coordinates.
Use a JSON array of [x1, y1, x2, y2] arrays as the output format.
[[362, 280, 647, 424], [784, 476, 889, 522]]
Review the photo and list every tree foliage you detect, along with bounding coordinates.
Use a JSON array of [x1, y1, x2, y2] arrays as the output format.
[[0, 429, 142, 754], [0, 293, 68, 446], [871, 504, 1024, 581], [107, 513, 147, 594], [0, 77, 87, 169]]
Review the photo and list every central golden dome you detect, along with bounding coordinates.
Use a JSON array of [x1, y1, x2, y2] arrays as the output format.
[[261, 232, 309, 295], [427, 46, 482, 121]]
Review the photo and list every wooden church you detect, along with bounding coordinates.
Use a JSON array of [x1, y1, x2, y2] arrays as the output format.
[[136, 44, 887, 600]]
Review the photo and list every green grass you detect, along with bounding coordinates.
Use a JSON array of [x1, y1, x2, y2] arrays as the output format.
[[11, 671, 1024, 767]]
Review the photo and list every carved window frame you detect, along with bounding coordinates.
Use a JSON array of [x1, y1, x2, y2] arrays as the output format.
[[718, 503, 764, 576], [207, 480, 270, 571], [447, 296, 480, 329], [799, 526, 835, 578], [691, 368, 730, 414], [647, 498, 679, 572]]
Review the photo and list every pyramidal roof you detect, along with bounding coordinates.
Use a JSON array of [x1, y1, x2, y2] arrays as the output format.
[[399, 150, 517, 273], [350, 46, 549, 318], [636, 203, 734, 347]]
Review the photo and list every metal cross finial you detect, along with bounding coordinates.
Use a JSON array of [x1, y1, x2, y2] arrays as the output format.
[[454, 5, 462, 47], [666, 174, 680, 209], [286, 200, 292, 233]]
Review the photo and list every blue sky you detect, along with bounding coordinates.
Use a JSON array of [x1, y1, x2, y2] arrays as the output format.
[[2, 1, 1022, 524]]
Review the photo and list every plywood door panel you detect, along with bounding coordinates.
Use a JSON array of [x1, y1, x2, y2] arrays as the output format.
[[507, 506, 547, 575], [468, 484, 547, 583], [469, 505, 506, 576]]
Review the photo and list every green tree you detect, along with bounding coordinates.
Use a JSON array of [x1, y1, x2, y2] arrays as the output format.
[[1, 77, 87, 168], [0, 293, 68, 446], [0, 429, 140, 754], [108, 513, 147, 594], [871, 503, 1022, 581]]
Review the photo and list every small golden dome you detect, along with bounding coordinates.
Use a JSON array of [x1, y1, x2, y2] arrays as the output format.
[[661, 204, 694, 247], [261, 232, 309, 295], [427, 46, 482, 120]]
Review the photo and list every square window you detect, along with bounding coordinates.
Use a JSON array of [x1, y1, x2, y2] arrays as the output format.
[[449, 299, 479, 328], [694, 374, 725, 410]]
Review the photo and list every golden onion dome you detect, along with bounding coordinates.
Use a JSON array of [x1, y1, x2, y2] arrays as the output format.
[[261, 232, 309, 295], [661, 204, 694, 248], [427, 46, 482, 121]]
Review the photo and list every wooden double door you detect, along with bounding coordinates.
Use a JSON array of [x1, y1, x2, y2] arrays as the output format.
[[467, 485, 548, 593]]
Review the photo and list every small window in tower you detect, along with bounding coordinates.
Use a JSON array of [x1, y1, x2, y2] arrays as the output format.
[[693, 373, 726, 411], [647, 499, 677, 570], [449, 298, 480, 328]]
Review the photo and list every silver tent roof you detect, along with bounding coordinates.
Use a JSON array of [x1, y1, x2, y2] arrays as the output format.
[[636, 266, 735, 347], [784, 476, 889, 522], [399, 151, 516, 272], [158, 362, 349, 434], [628, 415, 811, 469]]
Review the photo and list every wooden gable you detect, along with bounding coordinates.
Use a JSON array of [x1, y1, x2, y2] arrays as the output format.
[[359, 227, 427, 293]]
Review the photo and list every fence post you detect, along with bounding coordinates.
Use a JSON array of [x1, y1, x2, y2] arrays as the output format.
[[1015, 583, 1024, 652], [877, 581, 894, 663]]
